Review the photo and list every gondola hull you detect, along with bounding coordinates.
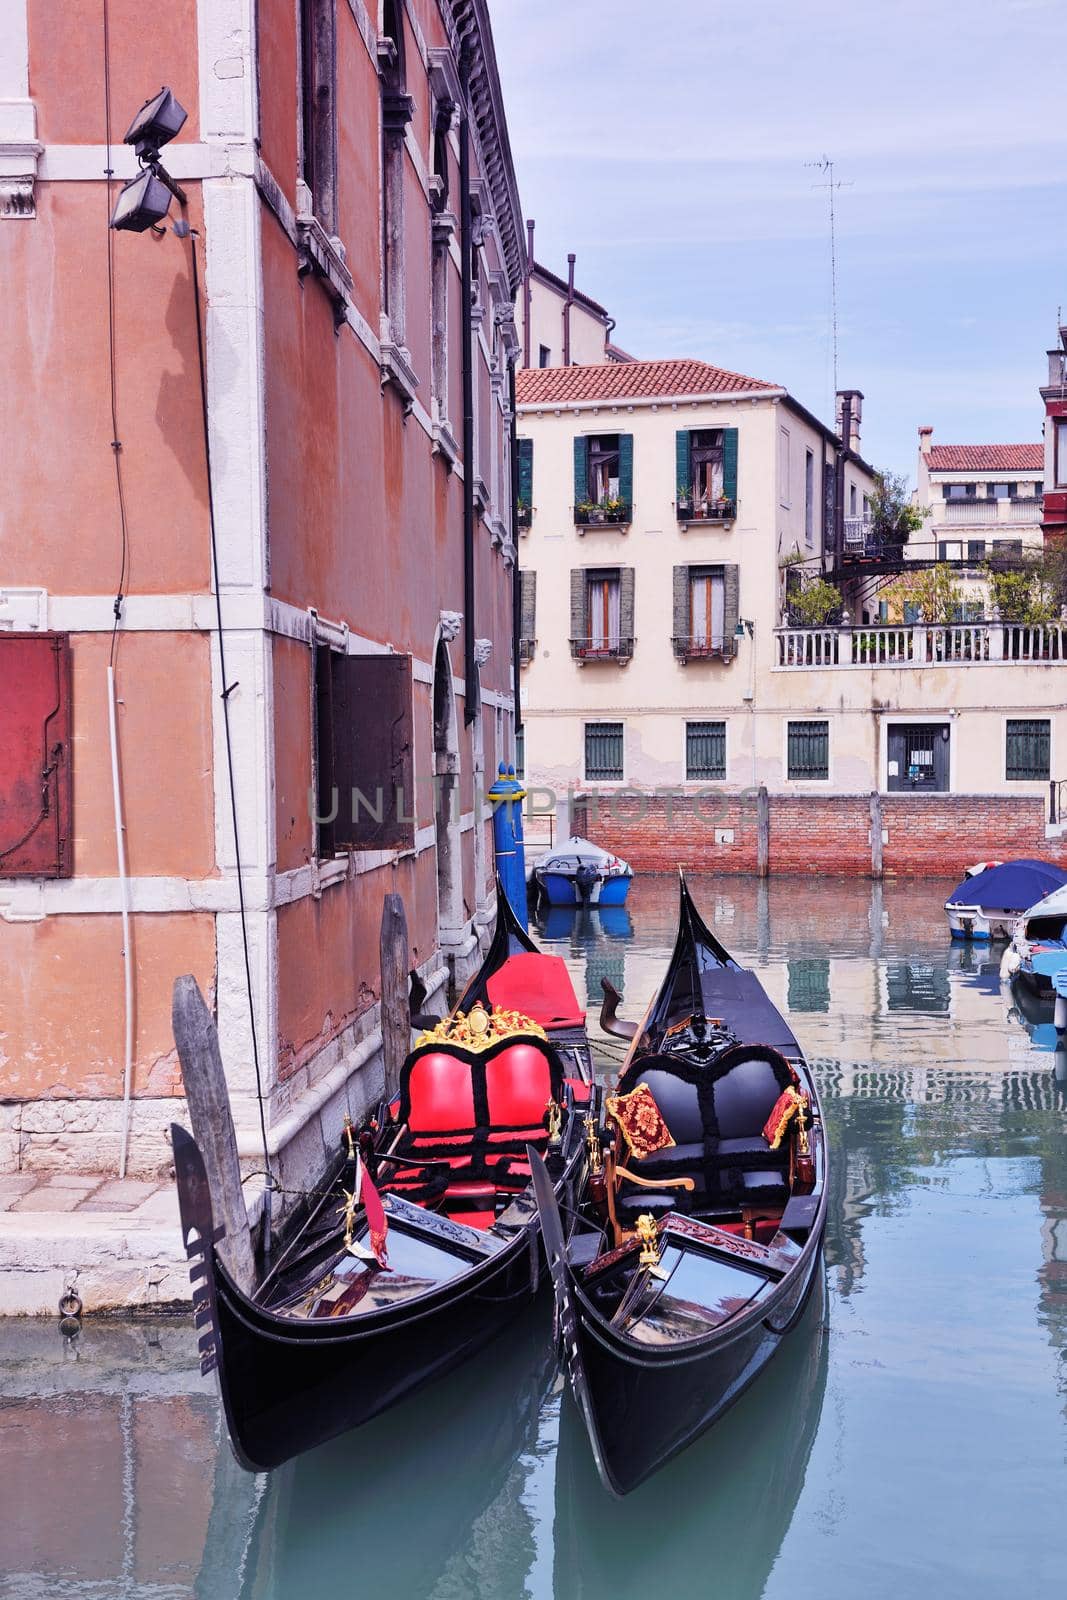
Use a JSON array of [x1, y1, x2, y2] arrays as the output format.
[[208, 1228, 539, 1472], [562, 1235, 823, 1496], [177, 1116, 587, 1473]]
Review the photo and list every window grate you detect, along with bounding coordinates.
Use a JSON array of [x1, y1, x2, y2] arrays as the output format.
[[1006, 718, 1050, 781], [787, 720, 829, 780], [686, 721, 726, 780], [585, 722, 623, 782]]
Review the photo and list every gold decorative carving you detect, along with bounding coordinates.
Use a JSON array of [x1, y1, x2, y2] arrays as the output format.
[[414, 1000, 547, 1053]]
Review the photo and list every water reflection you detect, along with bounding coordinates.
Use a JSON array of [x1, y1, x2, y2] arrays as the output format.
[[4, 877, 1067, 1598]]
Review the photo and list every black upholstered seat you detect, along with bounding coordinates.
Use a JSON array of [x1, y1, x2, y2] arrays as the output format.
[[614, 1043, 798, 1213]]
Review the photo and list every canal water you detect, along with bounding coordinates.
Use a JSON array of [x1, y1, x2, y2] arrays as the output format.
[[3, 875, 1066, 1600]]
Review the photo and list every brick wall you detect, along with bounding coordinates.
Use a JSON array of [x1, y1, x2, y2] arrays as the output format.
[[571, 791, 1065, 878]]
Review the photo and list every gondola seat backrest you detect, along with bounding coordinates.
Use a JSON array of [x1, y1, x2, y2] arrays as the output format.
[[403, 1052, 477, 1136], [613, 1044, 798, 1202], [400, 1039, 564, 1140]]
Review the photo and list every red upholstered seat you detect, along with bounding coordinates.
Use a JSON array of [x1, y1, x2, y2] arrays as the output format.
[[445, 1180, 497, 1202], [485, 1042, 556, 1127], [486, 953, 585, 1030], [405, 1052, 476, 1133], [451, 1210, 496, 1230]]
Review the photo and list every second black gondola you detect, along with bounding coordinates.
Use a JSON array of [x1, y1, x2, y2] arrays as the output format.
[[531, 873, 827, 1495]]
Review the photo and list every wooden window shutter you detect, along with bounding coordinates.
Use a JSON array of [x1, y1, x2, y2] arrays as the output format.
[[722, 428, 739, 503], [0, 633, 73, 879], [618, 433, 634, 509], [672, 565, 689, 657], [619, 567, 635, 655], [518, 438, 533, 505], [570, 568, 586, 648], [519, 569, 536, 662], [331, 654, 415, 851], [573, 436, 588, 508], [722, 563, 740, 649], [675, 429, 691, 496]]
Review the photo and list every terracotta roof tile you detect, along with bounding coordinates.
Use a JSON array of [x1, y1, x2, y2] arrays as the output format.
[[927, 444, 1044, 472], [516, 357, 779, 406]]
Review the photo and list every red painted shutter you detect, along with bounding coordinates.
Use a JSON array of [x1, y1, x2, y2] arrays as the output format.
[[0, 633, 73, 878]]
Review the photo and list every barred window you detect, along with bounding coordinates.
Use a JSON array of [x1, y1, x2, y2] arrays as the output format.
[[585, 722, 623, 782], [686, 721, 726, 781], [787, 720, 829, 780], [515, 726, 525, 780], [1006, 719, 1050, 781]]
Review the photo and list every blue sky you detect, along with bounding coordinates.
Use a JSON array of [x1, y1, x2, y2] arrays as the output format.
[[491, 0, 1067, 481]]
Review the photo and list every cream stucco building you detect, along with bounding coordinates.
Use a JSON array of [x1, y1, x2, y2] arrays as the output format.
[[515, 357, 1067, 870]]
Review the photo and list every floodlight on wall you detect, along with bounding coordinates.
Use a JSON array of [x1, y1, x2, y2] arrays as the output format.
[[122, 86, 187, 162], [109, 86, 189, 233], [734, 618, 755, 640], [109, 167, 177, 233]]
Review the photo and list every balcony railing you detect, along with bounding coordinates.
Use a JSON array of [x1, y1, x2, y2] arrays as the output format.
[[570, 636, 635, 663], [574, 502, 632, 529], [941, 497, 1042, 526], [676, 498, 736, 524], [842, 516, 874, 554], [671, 635, 738, 663], [774, 622, 1067, 669], [518, 637, 536, 665]]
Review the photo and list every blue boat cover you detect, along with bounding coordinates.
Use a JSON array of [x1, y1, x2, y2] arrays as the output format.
[[946, 858, 1067, 912]]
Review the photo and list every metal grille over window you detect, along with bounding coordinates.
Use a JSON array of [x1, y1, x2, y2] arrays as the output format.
[[585, 722, 623, 782], [787, 720, 829, 780], [686, 721, 726, 781], [1006, 719, 1051, 782]]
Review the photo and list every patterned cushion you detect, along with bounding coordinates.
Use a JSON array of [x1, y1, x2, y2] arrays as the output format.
[[762, 1086, 806, 1151], [606, 1082, 677, 1160]]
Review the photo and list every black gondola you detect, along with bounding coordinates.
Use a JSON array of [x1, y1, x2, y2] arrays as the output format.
[[530, 873, 827, 1496], [173, 889, 596, 1472]]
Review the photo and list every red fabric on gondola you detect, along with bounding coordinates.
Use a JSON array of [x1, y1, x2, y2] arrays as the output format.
[[447, 1210, 496, 1230], [405, 1052, 477, 1132], [566, 1078, 592, 1104], [484, 1042, 556, 1125], [444, 1180, 496, 1202], [486, 953, 585, 1030]]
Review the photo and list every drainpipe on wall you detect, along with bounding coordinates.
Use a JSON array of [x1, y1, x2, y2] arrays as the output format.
[[523, 218, 534, 369], [459, 48, 477, 724], [509, 360, 521, 741], [563, 252, 575, 366]]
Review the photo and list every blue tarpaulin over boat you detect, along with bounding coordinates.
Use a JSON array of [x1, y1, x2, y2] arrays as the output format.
[[946, 858, 1067, 913]]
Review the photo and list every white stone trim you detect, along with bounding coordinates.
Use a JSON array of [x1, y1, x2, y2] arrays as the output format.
[[0, 2, 40, 217]]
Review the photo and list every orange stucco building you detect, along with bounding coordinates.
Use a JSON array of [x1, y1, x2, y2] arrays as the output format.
[[0, 0, 524, 1190]]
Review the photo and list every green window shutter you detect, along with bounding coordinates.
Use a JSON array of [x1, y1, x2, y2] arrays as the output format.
[[619, 567, 635, 655], [787, 720, 829, 780], [519, 569, 536, 661], [570, 569, 586, 652], [722, 562, 740, 648], [672, 565, 689, 655], [675, 430, 691, 496], [618, 433, 633, 511], [722, 427, 738, 503], [518, 438, 533, 506], [573, 436, 588, 508]]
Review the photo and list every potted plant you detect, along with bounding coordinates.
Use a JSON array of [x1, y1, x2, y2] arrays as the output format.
[[676, 488, 693, 517], [717, 494, 733, 518], [575, 499, 599, 525], [604, 496, 628, 523], [517, 496, 532, 528]]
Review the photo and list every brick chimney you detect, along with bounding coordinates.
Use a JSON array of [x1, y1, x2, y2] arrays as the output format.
[[835, 389, 864, 453], [918, 425, 934, 454]]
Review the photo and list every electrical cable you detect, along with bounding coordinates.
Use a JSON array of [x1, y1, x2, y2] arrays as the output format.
[[184, 222, 276, 1253]]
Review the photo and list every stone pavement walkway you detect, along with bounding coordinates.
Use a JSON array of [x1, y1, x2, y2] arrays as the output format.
[[0, 1172, 188, 1318]]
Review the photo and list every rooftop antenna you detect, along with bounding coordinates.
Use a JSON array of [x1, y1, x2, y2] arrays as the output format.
[[806, 155, 852, 398]]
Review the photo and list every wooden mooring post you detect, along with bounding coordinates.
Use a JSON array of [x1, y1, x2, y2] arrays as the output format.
[[870, 791, 885, 879], [380, 893, 411, 1102], [756, 785, 770, 879], [171, 976, 256, 1294]]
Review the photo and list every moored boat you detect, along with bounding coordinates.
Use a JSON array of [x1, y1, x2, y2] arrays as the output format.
[[173, 891, 596, 1472], [530, 873, 827, 1496], [945, 858, 1067, 941], [1001, 882, 1067, 1000], [533, 835, 632, 907]]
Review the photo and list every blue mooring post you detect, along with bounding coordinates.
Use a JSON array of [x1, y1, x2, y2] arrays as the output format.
[[489, 761, 527, 929]]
